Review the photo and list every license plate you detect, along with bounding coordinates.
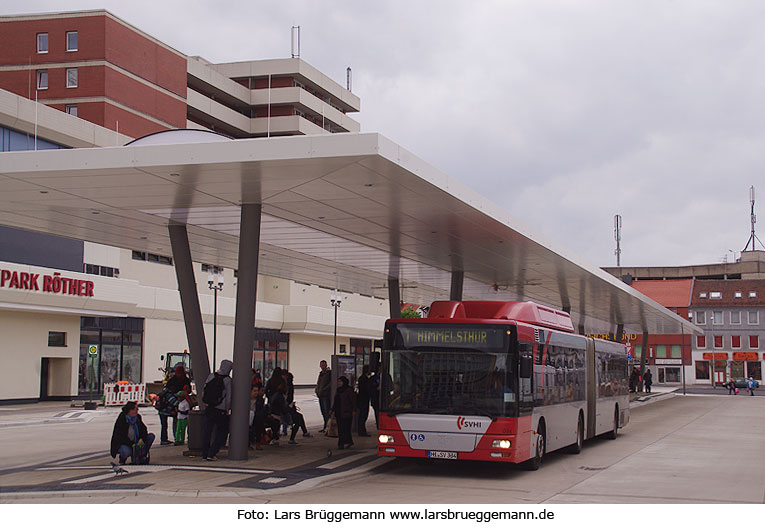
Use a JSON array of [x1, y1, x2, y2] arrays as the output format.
[[428, 450, 457, 460]]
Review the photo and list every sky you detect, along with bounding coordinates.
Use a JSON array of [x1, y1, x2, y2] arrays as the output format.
[[2, 0, 764, 268]]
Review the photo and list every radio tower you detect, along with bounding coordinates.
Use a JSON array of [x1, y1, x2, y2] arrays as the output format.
[[743, 186, 764, 252], [614, 214, 622, 266]]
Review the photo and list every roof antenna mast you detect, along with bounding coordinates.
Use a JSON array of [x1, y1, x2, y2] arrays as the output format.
[[743, 185, 764, 252], [614, 214, 622, 266], [291, 26, 300, 58]]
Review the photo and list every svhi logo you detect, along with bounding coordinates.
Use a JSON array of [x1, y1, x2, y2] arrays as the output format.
[[457, 416, 482, 430]]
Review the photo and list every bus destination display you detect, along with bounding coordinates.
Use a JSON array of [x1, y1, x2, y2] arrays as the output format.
[[393, 324, 509, 351]]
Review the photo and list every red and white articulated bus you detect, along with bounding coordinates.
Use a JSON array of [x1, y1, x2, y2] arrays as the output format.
[[377, 300, 630, 469]]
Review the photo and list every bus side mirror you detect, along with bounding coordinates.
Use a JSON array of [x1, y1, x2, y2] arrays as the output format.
[[520, 356, 532, 378]]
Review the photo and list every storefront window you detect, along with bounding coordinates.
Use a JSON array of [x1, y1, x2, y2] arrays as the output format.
[[747, 362, 762, 380], [252, 329, 289, 381], [695, 361, 710, 380], [661, 367, 681, 383], [78, 318, 144, 395]]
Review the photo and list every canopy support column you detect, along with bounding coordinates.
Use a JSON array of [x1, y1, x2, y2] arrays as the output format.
[[229, 203, 262, 461], [168, 223, 210, 393], [450, 270, 464, 301], [388, 278, 401, 318], [614, 323, 624, 343]]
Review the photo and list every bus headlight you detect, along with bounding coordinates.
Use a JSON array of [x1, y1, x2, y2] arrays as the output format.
[[378, 434, 395, 444], [492, 439, 512, 449]]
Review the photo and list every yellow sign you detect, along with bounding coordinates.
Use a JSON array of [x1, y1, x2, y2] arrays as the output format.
[[88, 345, 98, 356]]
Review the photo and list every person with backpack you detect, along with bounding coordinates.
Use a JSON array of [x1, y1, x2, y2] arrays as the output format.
[[156, 365, 189, 445], [201, 359, 232, 461], [110, 401, 155, 465], [155, 385, 180, 445]]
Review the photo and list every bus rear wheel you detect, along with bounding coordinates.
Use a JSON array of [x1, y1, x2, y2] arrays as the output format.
[[606, 406, 619, 440], [523, 422, 546, 471], [567, 413, 584, 454]]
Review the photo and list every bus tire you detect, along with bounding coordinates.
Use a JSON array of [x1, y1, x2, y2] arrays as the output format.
[[567, 413, 584, 454], [523, 421, 545, 471], [606, 406, 619, 440]]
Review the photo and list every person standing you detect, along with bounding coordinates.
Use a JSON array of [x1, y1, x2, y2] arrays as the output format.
[[316, 360, 332, 433], [643, 369, 653, 394], [356, 365, 372, 436], [201, 359, 232, 461], [748, 376, 757, 396], [333, 376, 355, 449], [174, 390, 191, 446], [157, 365, 189, 445], [369, 369, 380, 429]]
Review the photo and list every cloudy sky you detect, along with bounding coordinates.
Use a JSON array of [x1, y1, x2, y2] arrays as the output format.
[[3, 0, 764, 268]]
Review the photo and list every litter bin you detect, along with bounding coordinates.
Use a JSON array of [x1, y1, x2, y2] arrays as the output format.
[[186, 409, 204, 455]]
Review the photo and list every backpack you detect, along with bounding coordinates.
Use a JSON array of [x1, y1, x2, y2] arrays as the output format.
[[154, 389, 169, 410], [203, 373, 226, 407]]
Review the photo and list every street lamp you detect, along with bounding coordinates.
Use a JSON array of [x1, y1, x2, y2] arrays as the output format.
[[208, 271, 224, 371], [330, 293, 342, 355]]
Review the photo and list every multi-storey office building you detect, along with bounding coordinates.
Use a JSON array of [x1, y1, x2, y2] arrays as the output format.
[[0, 10, 372, 404], [0, 10, 360, 139]]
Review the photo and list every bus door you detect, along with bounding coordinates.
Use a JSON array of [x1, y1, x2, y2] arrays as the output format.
[[585, 338, 596, 440]]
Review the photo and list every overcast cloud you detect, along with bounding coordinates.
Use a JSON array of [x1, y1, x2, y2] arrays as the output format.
[[3, 0, 764, 268]]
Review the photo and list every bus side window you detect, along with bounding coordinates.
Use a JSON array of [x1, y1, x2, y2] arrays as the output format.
[[520, 354, 533, 378]]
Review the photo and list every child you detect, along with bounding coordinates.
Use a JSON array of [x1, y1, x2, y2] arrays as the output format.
[[174, 390, 191, 446]]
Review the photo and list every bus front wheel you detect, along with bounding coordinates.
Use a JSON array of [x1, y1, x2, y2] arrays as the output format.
[[523, 422, 546, 471]]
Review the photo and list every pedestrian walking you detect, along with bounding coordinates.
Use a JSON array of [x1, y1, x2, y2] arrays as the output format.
[[316, 360, 332, 432], [726, 379, 736, 395], [748, 377, 756, 396], [629, 367, 640, 393], [201, 359, 232, 461], [643, 369, 653, 393], [370, 369, 380, 429], [333, 375, 355, 449], [356, 365, 372, 436]]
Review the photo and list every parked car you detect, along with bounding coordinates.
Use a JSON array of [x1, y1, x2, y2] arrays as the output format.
[[733, 378, 759, 389]]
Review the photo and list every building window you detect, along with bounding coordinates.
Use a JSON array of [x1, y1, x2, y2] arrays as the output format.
[[48, 331, 67, 347], [66, 105, 78, 117], [695, 361, 710, 380], [732, 335, 741, 349], [132, 251, 146, 261], [731, 311, 741, 324], [66, 68, 78, 88], [699, 292, 707, 298], [712, 311, 723, 325], [37, 70, 48, 90], [656, 345, 667, 358], [735, 292, 743, 298], [710, 291, 722, 299], [84, 263, 119, 278], [750, 336, 760, 349], [713, 335, 723, 349], [132, 250, 172, 265], [670, 345, 681, 358], [748, 311, 759, 325], [37, 33, 48, 53], [66, 31, 78, 52], [749, 291, 757, 298], [201, 264, 223, 274], [696, 335, 706, 349], [695, 311, 706, 325], [748, 362, 762, 380]]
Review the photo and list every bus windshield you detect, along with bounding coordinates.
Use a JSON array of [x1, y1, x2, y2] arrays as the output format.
[[381, 323, 517, 417]]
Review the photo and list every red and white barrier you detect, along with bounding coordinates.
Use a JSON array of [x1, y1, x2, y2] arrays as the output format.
[[104, 382, 146, 406]]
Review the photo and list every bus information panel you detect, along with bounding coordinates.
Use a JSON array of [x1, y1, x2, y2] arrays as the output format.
[[389, 323, 511, 353]]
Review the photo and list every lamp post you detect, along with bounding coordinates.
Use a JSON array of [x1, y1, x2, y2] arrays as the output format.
[[207, 271, 224, 372], [330, 293, 342, 355]]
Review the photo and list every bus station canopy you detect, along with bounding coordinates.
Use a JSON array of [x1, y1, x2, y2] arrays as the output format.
[[0, 131, 699, 336]]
